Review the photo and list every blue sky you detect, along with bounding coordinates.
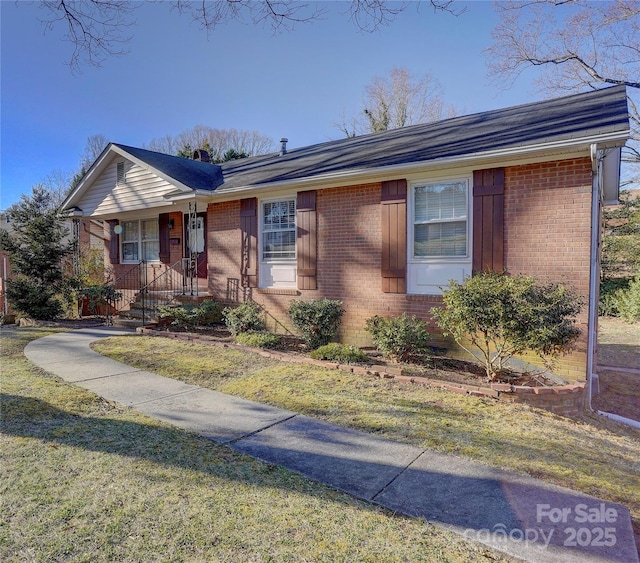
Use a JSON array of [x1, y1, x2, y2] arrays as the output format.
[[1, 1, 538, 209]]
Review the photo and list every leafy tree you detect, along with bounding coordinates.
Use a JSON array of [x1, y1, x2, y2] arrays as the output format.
[[433, 272, 583, 380], [33, 1, 462, 72], [336, 67, 457, 137], [0, 186, 74, 319], [602, 190, 640, 279]]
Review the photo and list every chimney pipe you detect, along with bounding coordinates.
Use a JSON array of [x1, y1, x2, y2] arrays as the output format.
[[280, 138, 288, 156]]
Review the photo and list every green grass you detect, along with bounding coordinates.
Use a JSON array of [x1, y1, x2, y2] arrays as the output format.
[[92, 333, 640, 546], [1, 327, 505, 562]]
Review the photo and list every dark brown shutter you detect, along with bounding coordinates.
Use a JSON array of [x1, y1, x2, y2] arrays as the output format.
[[107, 219, 120, 265], [159, 213, 171, 264], [472, 168, 504, 273], [240, 198, 258, 288], [296, 190, 317, 290], [381, 179, 407, 293]]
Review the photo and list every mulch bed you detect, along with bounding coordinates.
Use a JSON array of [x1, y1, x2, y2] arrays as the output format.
[[157, 323, 561, 388]]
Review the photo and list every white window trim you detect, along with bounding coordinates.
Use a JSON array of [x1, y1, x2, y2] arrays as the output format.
[[407, 176, 473, 295], [120, 217, 160, 264], [258, 197, 297, 289]]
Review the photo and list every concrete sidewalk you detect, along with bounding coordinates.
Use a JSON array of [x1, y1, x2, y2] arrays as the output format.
[[23, 326, 638, 563]]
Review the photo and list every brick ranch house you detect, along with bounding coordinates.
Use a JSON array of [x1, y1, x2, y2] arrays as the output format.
[[62, 86, 629, 382]]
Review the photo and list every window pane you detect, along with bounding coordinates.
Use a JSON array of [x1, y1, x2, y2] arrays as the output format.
[[414, 182, 467, 222], [264, 200, 295, 230], [122, 221, 138, 242], [263, 230, 295, 259], [415, 221, 466, 257], [122, 242, 138, 261], [142, 219, 158, 240], [142, 241, 159, 261]]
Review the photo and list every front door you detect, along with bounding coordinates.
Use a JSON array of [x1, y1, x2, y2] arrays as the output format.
[[184, 212, 207, 278]]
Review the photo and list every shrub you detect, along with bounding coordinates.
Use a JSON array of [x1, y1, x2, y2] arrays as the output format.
[[433, 272, 583, 380], [80, 284, 122, 316], [613, 274, 640, 323], [288, 299, 344, 349], [196, 299, 223, 325], [158, 299, 223, 330], [310, 342, 368, 363], [599, 277, 630, 317], [223, 301, 265, 335], [235, 330, 282, 349], [365, 313, 431, 362]]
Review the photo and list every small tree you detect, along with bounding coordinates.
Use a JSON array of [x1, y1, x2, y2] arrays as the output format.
[[0, 186, 74, 319], [433, 272, 583, 380]]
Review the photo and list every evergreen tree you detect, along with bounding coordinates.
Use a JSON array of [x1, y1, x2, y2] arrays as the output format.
[[0, 185, 73, 319]]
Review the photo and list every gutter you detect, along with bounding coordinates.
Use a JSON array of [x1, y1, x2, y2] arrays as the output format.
[[587, 144, 640, 430], [194, 129, 630, 201]]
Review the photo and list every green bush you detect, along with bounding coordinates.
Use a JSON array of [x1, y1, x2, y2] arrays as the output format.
[[433, 272, 583, 380], [81, 284, 122, 316], [235, 330, 282, 349], [196, 299, 223, 325], [223, 301, 265, 335], [158, 299, 223, 330], [365, 313, 431, 362], [287, 299, 344, 349], [309, 342, 368, 363], [599, 277, 631, 317], [613, 274, 640, 323]]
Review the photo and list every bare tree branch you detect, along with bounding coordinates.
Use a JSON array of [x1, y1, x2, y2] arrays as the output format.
[[487, 0, 640, 175], [33, 1, 462, 71], [39, 0, 137, 72]]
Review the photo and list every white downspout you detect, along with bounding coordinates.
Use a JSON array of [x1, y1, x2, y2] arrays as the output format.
[[587, 144, 601, 409], [588, 144, 640, 430]]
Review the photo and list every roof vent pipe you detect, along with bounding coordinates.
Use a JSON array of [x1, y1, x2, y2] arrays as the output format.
[[280, 138, 288, 156], [193, 149, 210, 163]]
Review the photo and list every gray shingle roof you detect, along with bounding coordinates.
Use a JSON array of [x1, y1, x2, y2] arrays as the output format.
[[117, 85, 629, 194]]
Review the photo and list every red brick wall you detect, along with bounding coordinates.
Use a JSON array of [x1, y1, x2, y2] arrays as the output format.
[[207, 157, 594, 381]]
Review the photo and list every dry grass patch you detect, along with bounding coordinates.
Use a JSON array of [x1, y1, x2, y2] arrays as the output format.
[[1, 327, 504, 562], [93, 334, 640, 548]]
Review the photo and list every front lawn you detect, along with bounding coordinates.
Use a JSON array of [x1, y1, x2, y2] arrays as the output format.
[[92, 333, 640, 550], [1, 327, 504, 562]]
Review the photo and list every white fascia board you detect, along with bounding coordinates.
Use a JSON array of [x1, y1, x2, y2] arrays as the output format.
[[163, 190, 213, 202], [205, 130, 630, 201], [62, 143, 117, 211]]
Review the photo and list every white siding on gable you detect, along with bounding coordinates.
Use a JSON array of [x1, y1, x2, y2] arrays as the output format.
[[74, 157, 179, 216]]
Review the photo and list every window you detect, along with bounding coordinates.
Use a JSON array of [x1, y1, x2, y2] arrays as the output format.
[[116, 162, 125, 185], [121, 219, 159, 262], [262, 199, 296, 260], [413, 180, 468, 258]]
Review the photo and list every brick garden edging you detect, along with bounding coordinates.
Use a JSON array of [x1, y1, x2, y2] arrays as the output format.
[[138, 326, 586, 419]]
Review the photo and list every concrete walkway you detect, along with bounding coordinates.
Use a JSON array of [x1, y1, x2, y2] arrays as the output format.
[[23, 326, 638, 563]]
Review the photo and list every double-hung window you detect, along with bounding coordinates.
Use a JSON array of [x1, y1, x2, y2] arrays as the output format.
[[262, 199, 296, 260], [413, 181, 468, 257], [408, 178, 471, 294], [121, 219, 159, 263], [259, 198, 297, 288]]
